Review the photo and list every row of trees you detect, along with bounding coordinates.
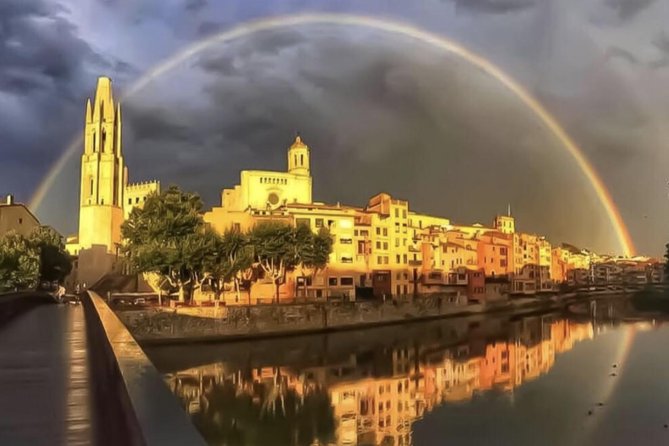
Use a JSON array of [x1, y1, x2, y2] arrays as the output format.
[[121, 186, 333, 303], [0, 226, 72, 292]]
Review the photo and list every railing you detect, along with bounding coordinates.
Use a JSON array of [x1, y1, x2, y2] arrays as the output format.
[[84, 291, 206, 446]]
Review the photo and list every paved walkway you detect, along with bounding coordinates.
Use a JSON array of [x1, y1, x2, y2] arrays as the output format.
[[0, 303, 94, 446]]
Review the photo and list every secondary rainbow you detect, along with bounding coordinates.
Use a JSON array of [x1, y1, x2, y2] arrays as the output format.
[[30, 13, 636, 256]]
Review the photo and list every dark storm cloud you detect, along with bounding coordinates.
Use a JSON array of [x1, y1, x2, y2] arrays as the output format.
[[197, 21, 224, 36], [117, 28, 619, 253], [124, 105, 202, 144], [605, 0, 657, 21], [184, 0, 208, 13], [0, 0, 104, 96], [606, 46, 639, 64], [448, 0, 535, 14], [653, 32, 669, 54]]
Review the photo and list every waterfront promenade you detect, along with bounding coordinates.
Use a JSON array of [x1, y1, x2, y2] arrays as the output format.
[[0, 302, 93, 445], [0, 293, 206, 446]]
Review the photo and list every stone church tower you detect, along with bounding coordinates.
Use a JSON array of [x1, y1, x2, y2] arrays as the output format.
[[78, 76, 125, 254], [287, 134, 310, 176]]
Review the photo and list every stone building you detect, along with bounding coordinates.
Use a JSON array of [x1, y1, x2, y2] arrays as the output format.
[[66, 77, 159, 287], [0, 195, 40, 237]]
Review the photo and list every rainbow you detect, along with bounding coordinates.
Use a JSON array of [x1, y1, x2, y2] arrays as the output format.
[[30, 13, 635, 256]]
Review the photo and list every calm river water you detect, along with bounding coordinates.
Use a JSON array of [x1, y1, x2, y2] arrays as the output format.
[[144, 298, 669, 446]]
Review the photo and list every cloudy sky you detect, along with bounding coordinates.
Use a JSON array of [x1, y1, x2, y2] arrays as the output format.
[[1, 0, 668, 255]]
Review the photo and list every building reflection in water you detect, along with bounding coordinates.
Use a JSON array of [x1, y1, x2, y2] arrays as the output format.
[[164, 315, 595, 446]]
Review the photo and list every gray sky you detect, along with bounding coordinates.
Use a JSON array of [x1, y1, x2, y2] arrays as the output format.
[[1, 0, 668, 255]]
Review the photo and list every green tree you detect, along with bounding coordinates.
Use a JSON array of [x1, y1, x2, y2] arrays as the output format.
[[28, 226, 72, 283], [250, 222, 299, 303], [201, 229, 254, 303], [0, 231, 39, 291], [122, 186, 209, 302], [294, 225, 333, 298]]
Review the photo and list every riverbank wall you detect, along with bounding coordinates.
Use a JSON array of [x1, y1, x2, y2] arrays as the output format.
[[116, 293, 603, 345]]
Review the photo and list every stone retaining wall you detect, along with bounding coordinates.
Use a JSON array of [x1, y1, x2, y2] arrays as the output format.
[[116, 296, 550, 343]]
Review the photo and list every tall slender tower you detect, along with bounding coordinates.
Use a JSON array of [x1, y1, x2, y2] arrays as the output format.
[[78, 76, 125, 253], [287, 134, 310, 177]]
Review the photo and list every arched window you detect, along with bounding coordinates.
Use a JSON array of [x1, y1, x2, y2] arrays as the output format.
[[294, 155, 297, 166], [300, 154, 304, 165], [90, 178, 94, 196]]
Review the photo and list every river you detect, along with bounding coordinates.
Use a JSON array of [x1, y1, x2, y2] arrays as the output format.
[[144, 297, 669, 446]]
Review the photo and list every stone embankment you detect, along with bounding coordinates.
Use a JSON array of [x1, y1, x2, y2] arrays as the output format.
[[116, 294, 585, 344]]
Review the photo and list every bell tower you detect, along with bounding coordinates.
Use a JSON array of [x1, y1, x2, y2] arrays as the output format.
[[78, 76, 125, 253], [287, 134, 310, 176]]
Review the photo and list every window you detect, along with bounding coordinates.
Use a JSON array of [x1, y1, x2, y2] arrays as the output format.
[[360, 230, 369, 237], [384, 256, 389, 264], [357, 241, 366, 255], [18, 218, 23, 224], [359, 274, 366, 285], [376, 227, 381, 235], [383, 228, 388, 236], [395, 222, 400, 233], [328, 277, 338, 286], [403, 254, 407, 264], [340, 238, 352, 244], [396, 255, 401, 264], [128, 198, 132, 205], [395, 208, 399, 218], [377, 256, 382, 264], [315, 218, 324, 228], [300, 154, 304, 165], [383, 242, 388, 250], [341, 256, 353, 263], [376, 241, 381, 249], [341, 277, 354, 286], [396, 285, 401, 295], [403, 209, 407, 218], [354, 230, 359, 236], [395, 239, 400, 247], [135, 197, 140, 204], [501, 247, 507, 255]]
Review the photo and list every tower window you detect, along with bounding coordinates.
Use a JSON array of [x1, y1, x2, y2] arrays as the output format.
[[300, 154, 304, 165], [90, 178, 94, 195], [294, 155, 297, 166]]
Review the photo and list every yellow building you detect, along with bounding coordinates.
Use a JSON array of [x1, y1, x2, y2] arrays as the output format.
[[66, 76, 622, 297], [203, 140, 423, 301], [0, 195, 40, 237], [67, 76, 159, 287]]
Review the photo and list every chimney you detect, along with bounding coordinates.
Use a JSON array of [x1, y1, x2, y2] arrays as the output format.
[[6, 195, 14, 205]]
